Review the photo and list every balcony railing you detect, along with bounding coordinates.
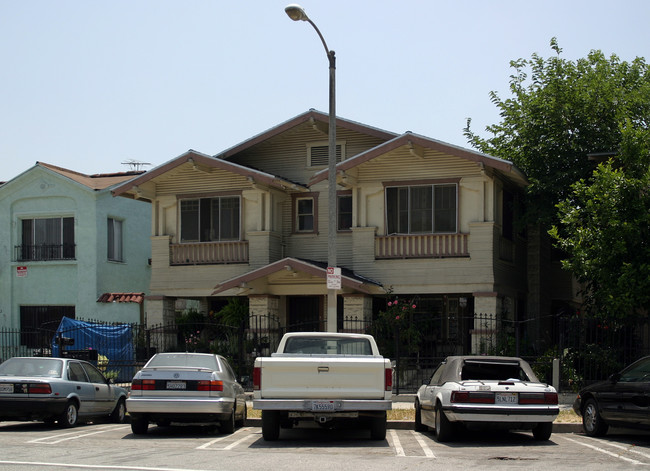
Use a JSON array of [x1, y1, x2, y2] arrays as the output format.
[[375, 233, 469, 259], [15, 244, 76, 262], [170, 241, 249, 265]]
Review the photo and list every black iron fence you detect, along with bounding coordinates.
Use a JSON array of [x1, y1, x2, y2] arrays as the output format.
[[1, 312, 648, 394]]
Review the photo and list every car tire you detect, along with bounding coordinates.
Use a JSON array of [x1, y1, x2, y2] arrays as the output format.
[[221, 408, 235, 434], [58, 401, 78, 428], [434, 403, 454, 442], [582, 398, 609, 437], [532, 422, 553, 441], [110, 398, 126, 424], [369, 412, 387, 441], [131, 416, 149, 435], [262, 410, 280, 441], [414, 399, 426, 432]]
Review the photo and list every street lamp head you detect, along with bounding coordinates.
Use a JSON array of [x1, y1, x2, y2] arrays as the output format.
[[285, 4, 309, 22]]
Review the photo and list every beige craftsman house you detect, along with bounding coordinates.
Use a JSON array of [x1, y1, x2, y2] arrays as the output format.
[[113, 110, 563, 354]]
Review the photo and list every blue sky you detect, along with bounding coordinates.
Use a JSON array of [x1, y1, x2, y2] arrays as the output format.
[[1, 1, 649, 181]]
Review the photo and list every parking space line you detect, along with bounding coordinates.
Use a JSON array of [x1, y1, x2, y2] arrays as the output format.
[[27, 425, 130, 444], [410, 430, 436, 458], [562, 436, 646, 465], [388, 429, 405, 456], [580, 435, 650, 460], [195, 427, 252, 450]]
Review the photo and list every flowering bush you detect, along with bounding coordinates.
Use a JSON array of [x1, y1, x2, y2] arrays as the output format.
[[373, 296, 421, 357]]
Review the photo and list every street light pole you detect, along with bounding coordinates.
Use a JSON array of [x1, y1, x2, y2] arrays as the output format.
[[285, 4, 338, 333]]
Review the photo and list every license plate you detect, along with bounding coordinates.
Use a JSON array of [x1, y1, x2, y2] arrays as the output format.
[[0, 384, 13, 393], [311, 401, 335, 411], [166, 381, 186, 390], [495, 393, 518, 404]]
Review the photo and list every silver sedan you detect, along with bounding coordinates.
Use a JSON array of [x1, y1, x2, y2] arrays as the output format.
[[0, 356, 127, 427], [126, 352, 247, 435]]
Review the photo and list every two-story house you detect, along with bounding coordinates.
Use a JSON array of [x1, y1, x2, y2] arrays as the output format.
[[0, 163, 151, 349], [112, 110, 539, 355]]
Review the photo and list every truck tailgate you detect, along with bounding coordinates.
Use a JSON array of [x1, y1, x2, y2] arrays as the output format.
[[257, 356, 388, 399]]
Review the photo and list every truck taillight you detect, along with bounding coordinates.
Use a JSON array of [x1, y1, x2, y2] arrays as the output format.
[[28, 383, 52, 394], [385, 368, 393, 391], [253, 367, 261, 391], [197, 380, 223, 391], [131, 379, 155, 391]]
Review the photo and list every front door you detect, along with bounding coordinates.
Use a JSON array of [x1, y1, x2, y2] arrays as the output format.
[[287, 296, 322, 332]]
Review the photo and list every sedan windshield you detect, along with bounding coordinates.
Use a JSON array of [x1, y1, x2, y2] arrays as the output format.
[[0, 358, 63, 377], [146, 353, 219, 370]]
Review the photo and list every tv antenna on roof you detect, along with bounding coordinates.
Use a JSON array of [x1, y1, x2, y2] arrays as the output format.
[[121, 159, 152, 171]]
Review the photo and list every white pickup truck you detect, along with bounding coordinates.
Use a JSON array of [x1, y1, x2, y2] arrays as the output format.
[[253, 332, 393, 441]]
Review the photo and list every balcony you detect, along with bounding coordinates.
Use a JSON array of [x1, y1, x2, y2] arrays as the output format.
[[170, 241, 249, 266], [375, 233, 469, 259], [14, 244, 76, 262]]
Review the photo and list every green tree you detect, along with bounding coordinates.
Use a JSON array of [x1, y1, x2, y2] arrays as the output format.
[[464, 38, 650, 227], [549, 126, 650, 319]]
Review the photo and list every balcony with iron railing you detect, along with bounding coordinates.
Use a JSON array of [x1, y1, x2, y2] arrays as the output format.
[[170, 241, 249, 265], [375, 233, 469, 259], [14, 244, 76, 262]]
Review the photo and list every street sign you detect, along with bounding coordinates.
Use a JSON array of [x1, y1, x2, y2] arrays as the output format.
[[327, 267, 341, 290]]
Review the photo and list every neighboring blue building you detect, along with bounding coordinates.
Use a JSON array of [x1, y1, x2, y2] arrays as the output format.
[[0, 162, 151, 337]]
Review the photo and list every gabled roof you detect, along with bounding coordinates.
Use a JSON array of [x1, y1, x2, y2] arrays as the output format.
[[309, 132, 528, 186], [212, 257, 382, 295], [10, 162, 144, 191], [111, 149, 308, 198], [215, 109, 398, 160]]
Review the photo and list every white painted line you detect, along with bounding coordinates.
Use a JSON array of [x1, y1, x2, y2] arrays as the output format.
[[562, 436, 645, 465], [581, 435, 650, 460], [27, 425, 128, 444], [195, 427, 252, 450], [222, 432, 258, 450], [0, 460, 213, 471], [410, 430, 436, 458], [389, 429, 405, 457]]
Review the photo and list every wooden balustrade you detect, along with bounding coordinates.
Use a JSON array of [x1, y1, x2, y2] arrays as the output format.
[[375, 233, 469, 259], [170, 241, 249, 265]]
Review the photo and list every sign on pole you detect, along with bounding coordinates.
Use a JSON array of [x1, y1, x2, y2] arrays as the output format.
[[326, 267, 341, 290]]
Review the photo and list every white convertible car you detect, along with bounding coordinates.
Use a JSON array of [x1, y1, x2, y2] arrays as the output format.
[[415, 356, 559, 441]]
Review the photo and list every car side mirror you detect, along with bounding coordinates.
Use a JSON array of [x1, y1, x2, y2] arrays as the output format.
[[608, 373, 620, 383]]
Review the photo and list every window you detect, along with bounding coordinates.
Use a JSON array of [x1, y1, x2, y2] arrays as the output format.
[[180, 196, 240, 242], [20, 217, 75, 261], [296, 198, 314, 232], [385, 184, 457, 234], [107, 218, 123, 262], [337, 194, 352, 231], [308, 142, 344, 167]]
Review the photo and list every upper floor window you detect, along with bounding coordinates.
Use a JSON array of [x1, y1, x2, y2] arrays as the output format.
[[180, 196, 240, 242], [292, 192, 319, 234], [337, 193, 352, 231], [19, 217, 75, 261], [385, 184, 457, 234], [107, 218, 123, 262], [307, 141, 345, 167]]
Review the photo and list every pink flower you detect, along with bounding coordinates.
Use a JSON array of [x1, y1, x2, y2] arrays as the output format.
[[395, 316, 400, 320], [388, 301, 393, 307], [412, 304, 416, 309], [402, 306, 407, 311]]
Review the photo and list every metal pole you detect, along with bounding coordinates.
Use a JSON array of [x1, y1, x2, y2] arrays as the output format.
[[326, 50, 337, 333]]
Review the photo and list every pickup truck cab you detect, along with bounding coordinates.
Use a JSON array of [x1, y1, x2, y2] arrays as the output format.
[[253, 332, 393, 441]]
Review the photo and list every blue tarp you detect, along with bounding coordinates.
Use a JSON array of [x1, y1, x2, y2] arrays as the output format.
[[52, 317, 134, 381]]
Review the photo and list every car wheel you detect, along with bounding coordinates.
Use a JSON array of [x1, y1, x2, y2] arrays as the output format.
[[369, 412, 387, 440], [131, 416, 149, 435], [262, 410, 280, 441], [221, 408, 235, 434], [414, 399, 426, 432], [58, 401, 78, 428], [434, 403, 454, 442], [110, 398, 126, 424], [532, 422, 553, 441], [582, 398, 609, 437]]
